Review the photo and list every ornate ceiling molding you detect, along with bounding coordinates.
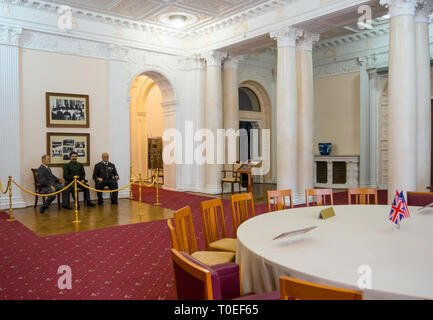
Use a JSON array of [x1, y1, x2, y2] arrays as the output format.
[[2, 0, 298, 39]]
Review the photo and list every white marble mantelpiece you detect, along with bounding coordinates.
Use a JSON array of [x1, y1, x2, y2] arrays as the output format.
[[314, 156, 360, 189]]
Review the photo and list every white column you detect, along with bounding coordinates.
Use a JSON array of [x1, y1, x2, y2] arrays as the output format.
[[368, 68, 379, 188], [415, 0, 432, 191], [359, 57, 370, 188], [0, 25, 26, 209], [108, 46, 130, 199], [296, 31, 319, 193], [202, 51, 226, 194], [380, 0, 418, 202], [223, 55, 243, 163], [270, 27, 303, 203]]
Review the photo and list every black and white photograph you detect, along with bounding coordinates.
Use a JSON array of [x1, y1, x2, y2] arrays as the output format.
[[46, 92, 89, 128], [63, 146, 74, 155], [63, 138, 74, 147], [77, 150, 85, 157], [51, 141, 62, 149], [75, 141, 85, 148], [52, 150, 62, 157]]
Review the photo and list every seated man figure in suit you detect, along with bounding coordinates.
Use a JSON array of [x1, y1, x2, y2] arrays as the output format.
[[63, 151, 95, 207], [93, 153, 119, 205], [37, 154, 72, 213]]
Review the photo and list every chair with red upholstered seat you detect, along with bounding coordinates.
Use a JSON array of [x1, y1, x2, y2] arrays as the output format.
[[406, 191, 433, 207], [170, 248, 280, 300]]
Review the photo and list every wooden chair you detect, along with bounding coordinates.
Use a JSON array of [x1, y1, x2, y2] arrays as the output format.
[[171, 248, 280, 300], [231, 193, 255, 237], [305, 189, 333, 207], [348, 188, 378, 205], [267, 189, 293, 212], [279, 276, 363, 300], [221, 163, 242, 194], [31, 168, 60, 209], [201, 198, 236, 253], [167, 206, 235, 266]]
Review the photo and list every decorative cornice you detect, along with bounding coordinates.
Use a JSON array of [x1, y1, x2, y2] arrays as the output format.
[[177, 54, 206, 70], [380, 0, 418, 18], [0, 24, 22, 46], [201, 51, 227, 67], [415, 0, 433, 23], [270, 26, 303, 48], [296, 31, 320, 51]]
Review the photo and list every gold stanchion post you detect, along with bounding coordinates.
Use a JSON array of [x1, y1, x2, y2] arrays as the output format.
[[154, 169, 161, 206], [7, 176, 15, 222], [129, 166, 134, 200], [72, 176, 81, 224], [138, 173, 143, 215]]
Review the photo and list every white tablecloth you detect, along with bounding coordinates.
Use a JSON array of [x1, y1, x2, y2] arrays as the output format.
[[235, 205, 433, 300]]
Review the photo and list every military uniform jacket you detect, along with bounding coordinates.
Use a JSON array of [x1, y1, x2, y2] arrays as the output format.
[[37, 165, 60, 188], [93, 161, 118, 182], [63, 161, 86, 183]]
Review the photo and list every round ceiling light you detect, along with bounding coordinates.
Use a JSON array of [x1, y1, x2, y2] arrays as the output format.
[[158, 12, 198, 29], [169, 15, 187, 28]]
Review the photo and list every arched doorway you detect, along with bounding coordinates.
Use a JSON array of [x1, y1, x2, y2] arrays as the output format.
[[129, 71, 178, 190], [238, 80, 273, 183]]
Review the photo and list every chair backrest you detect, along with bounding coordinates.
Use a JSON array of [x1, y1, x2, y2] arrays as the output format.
[[407, 191, 433, 207], [170, 248, 214, 300], [31, 168, 39, 184], [167, 218, 179, 250], [231, 193, 255, 237], [173, 206, 198, 255], [267, 189, 293, 212], [279, 276, 363, 300], [171, 248, 241, 300], [305, 189, 333, 207], [348, 188, 378, 205], [201, 198, 228, 250]]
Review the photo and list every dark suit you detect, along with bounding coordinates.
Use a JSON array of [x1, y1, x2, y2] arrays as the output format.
[[36, 165, 70, 209], [93, 161, 118, 204]]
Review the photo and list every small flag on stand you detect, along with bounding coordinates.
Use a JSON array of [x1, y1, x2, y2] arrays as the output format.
[[389, 190, 411, 226]]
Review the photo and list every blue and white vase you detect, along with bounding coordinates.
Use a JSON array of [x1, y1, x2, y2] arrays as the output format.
[[318, 143, 332, 156]]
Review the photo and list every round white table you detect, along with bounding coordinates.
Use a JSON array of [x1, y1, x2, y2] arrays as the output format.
[[235, 205, 433, 300]]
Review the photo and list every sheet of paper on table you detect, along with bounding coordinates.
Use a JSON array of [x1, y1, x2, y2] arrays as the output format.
[[273, 226, 317, 240]]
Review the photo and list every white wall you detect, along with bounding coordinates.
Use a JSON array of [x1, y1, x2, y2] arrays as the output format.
[[19, 48, 109, 205]]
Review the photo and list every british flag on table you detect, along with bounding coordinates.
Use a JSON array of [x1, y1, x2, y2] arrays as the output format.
[[389, 190, 411, 225]]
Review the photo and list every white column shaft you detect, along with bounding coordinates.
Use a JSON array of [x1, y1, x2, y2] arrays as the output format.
[[359, 62, 370, 187], [415, 18, 432, 191], [276, 45, 298, 192], [0, 43, 25, 209], [296, 49, 314, 192], [223, 63, 239, 163], [388, 14, 417, 201]]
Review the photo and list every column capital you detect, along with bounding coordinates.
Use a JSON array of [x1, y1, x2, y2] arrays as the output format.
[[223, 54, 245, 69], [296, 31, 320, 51], [0, 24, 22, 46], [415, 0, 433, 23], [270, 26, 303, 48], [380, 0, 419, 18], [201, 50, 227, 67]]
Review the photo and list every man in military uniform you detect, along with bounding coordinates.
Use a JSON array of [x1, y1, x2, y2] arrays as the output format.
[[63, 151, 95, 207], [37, 154, 72, 213], [92, 153, 119, 205]]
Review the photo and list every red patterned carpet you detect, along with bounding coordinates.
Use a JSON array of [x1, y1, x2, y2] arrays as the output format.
[[0, 187, 387, 300]]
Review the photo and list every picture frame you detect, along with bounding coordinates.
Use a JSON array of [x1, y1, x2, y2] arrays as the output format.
[[46, 92, 89, 128], [47, 132, 90, 167]]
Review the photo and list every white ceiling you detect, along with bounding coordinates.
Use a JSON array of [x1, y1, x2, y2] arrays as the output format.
[[47, 0, 271, 29]]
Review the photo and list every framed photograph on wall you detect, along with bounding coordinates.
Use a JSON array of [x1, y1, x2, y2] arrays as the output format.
[[47, 132, 90, 166], [46, 92, 89, 128]]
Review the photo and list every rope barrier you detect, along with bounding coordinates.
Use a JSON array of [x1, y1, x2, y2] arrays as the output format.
[[76, 176, 143, 193], [0, 177, 11, 194], [11, 179, 75, 197]]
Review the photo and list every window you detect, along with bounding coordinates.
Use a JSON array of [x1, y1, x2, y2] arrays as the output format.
[[239, 87, 261, 112]]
